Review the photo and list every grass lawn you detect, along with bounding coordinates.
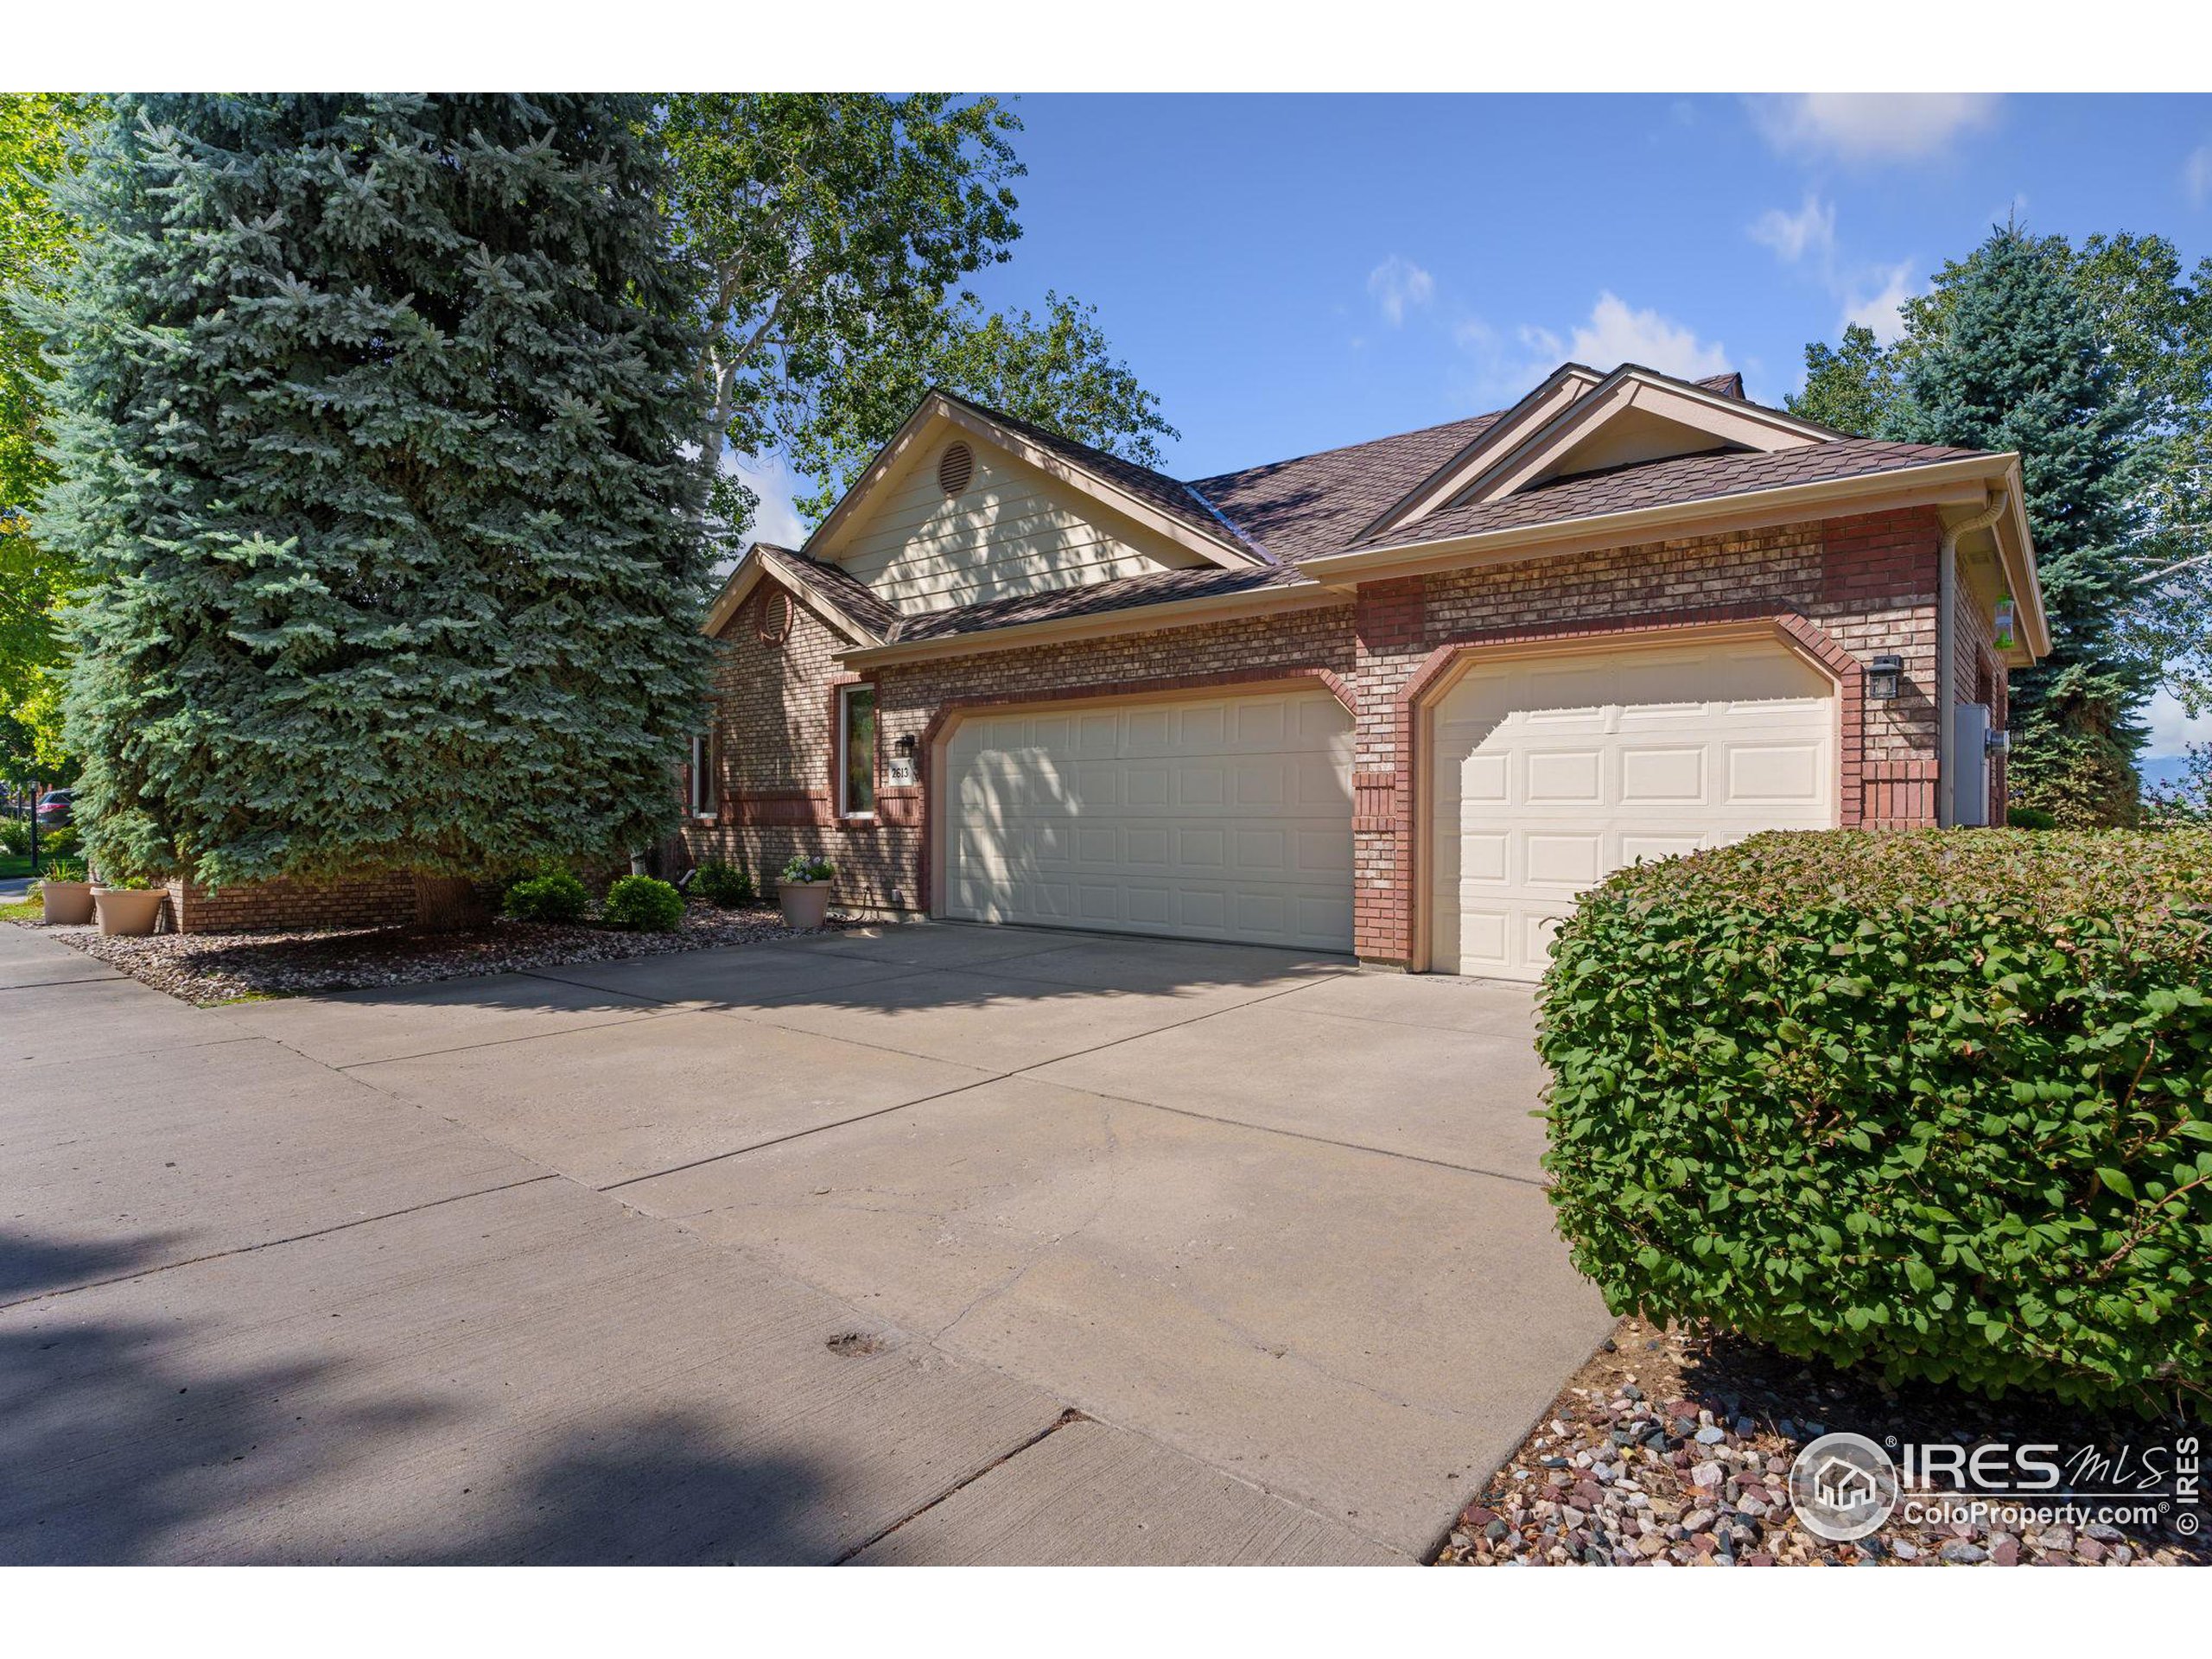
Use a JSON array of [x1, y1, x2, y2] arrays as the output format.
[[0, 853, 32, 880]]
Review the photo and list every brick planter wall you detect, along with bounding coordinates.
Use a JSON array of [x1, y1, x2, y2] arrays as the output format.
[[163, 874, 422, 934]]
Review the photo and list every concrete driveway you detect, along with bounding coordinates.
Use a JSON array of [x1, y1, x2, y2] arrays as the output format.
[[0, 919, 1611, 1565]]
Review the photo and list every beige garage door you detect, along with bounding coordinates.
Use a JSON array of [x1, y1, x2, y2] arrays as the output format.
[[1428, 635, 1836, 981], [944, 687, 1354, 951]]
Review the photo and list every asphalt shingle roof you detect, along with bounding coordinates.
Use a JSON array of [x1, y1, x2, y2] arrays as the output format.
[[755, 543, 898, 639], [1349, 438, 1980, 551], [776, 367, 1998, 648], [882, 563, 1312, 646]]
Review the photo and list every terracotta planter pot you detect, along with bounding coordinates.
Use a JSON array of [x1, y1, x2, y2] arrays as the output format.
[[778, 881, 832, 930], [92, 886, 166, 937], [41, 879, 95, 925]]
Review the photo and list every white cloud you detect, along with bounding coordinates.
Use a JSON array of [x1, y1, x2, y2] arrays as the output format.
[[1366, 255, 1434, 326], [2145, 687, 2212, 759], [1564, 292, 1731, 381], [722, 449, 809, 551], [1749, 93, 2000, 164], [1450, 296, 1730, 411], [1840, 262, 1920, 345], [1749, 194, 1837, 264], [2186, 143, 2212, 207]]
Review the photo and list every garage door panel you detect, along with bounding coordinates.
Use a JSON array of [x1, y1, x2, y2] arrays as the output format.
[[1726, 743, 1824, 804], [945, 689, 1353, 952], [1525, 748, 1603, 804], [1620, 747, 1707, 804], [1430, 638, 1835, 981]]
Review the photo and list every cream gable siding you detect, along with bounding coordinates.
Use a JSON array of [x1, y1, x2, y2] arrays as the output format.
[[833, 442, 1208, 617]]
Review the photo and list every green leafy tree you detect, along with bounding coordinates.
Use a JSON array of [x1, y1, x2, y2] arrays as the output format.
[[1887, 225, 2145, 824], [36, 95, 712, 905], [788, 289, 1177, 518], [662, 93, 1174, 545], [2066, 234, 2212, 717], [1785, 321, 1898, 436], [1, 92, 97, 775]]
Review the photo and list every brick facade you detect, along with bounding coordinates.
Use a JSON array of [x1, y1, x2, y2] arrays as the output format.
[[683, 505, 1999, 968]]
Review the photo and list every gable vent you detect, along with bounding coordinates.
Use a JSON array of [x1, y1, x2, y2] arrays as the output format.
[[937, 441, 975, 497]]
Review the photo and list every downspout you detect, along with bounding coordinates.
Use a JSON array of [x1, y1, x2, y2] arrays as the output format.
[[1936, 488, 2010, 827]]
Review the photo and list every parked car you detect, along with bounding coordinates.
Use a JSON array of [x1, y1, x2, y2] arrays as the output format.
[[35, 790, 73, 827]]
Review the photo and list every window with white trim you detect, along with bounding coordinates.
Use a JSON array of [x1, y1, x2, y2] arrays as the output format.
[[837, 684, 876, 818]]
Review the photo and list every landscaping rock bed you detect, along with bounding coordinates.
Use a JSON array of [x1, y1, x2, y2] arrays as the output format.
[[1438, 1314, 2205, 1568], [10, 902, 868, 1004]]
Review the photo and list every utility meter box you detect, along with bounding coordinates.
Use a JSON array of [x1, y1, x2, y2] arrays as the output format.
[[1954, 702, 1993, 827]]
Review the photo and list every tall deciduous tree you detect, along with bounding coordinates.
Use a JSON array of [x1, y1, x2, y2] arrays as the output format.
[[0, 92, 97, 775], [662, 93, 1174, 546], [1886, 225, 2144, 824], [37, 95, 712, 901], [787, 290, 1177, 518], [1786, 321, 1898, 437]]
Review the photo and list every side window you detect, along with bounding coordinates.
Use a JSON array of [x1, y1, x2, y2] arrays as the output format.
[[838, 685, 876, 818], [689, 732, 713, 816]]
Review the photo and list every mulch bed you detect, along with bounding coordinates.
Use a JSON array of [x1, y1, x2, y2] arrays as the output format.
[[9, 901, 868, 1004], [1437, 1313, 2206, 1567]]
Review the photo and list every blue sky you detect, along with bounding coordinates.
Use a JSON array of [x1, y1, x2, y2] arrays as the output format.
[[741, 92, 2212, 765]]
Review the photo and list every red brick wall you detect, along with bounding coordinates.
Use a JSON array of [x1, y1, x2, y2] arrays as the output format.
[[687, 505, 1959, 963], [165, 874, 421, 934]]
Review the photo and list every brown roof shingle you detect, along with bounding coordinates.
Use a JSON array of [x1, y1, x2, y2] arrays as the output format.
[[883, 563, 1317, 645], [757, 543, 899, 639], [1346, 438, 1981, 550], [1185, 410, 1508, 563]]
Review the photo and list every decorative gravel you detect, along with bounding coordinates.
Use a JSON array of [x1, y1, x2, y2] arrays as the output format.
[[1437, 1314, 2205, 1567], [10, 902, 868, 1004]]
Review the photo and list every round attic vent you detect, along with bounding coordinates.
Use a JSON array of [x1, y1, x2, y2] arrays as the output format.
[[938, 441, 975, 497]]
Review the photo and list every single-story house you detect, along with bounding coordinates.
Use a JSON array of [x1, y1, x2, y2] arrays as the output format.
[[683, 361, 2046, 979]]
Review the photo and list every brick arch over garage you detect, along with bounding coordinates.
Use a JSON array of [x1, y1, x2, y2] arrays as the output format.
[[1376, 607, 1864, 970], [912, 665, 1359, 919]]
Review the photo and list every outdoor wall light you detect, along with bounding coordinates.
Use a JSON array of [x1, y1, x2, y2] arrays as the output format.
[[1867, 653, 1904, 702], [894, 734, 918, 759]]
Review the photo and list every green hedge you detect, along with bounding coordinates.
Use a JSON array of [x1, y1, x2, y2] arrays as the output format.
[[603, 873, 683, 931], [502, 868, 589, 925], [693, 858, 755, 908], [1539, 830, 2212, 1414]]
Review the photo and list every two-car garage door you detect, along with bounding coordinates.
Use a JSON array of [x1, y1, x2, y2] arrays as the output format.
[[943, 687, 1356, 952]]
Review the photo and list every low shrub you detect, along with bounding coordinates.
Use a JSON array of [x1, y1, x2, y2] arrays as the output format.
[[2005, 804, 2060, 830], [503, 868, 590, 925], [1540, 829, 2212, 1414], [780, 854, 834, 886], [603, 873, 684, 931], [0, 818, 29, 856], [36, 825, 79, 861], [693, 858, 756, 908]]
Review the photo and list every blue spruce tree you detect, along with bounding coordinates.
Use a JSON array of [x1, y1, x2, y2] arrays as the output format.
[[37, 95, 712, 910], [1888, 225, 2145, 824]]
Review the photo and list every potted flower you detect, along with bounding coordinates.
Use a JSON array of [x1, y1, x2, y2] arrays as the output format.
[[38, 856, 96, 925], [91, 870, 167, 937], [777, 854, 836, 929]]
